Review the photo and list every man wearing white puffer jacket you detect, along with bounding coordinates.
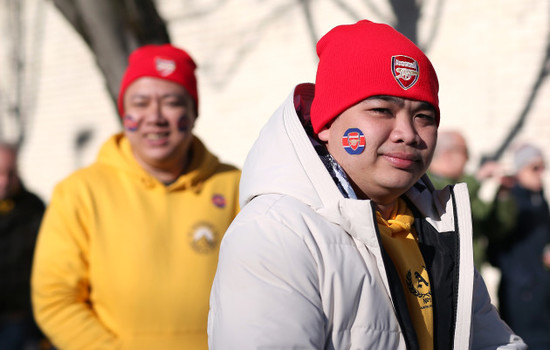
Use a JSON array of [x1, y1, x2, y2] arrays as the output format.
[[208, 20, 526, 350]]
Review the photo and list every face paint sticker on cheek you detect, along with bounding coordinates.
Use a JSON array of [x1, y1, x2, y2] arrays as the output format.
[[123, 115, 138, 132], [342, 128, 366, 155], [177, 115, 190, 132]]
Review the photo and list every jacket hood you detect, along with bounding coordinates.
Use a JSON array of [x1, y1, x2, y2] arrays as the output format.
[[96, 133, 220, 191], [240, 84, 343, 210]]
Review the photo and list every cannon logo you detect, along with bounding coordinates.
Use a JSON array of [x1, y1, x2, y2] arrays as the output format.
[[155, 57, 176, 77], [391, 55, 419, 90], [342, 128, 365, 155]]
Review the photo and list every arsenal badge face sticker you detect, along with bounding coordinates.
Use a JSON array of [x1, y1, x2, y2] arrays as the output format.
[[342, 128, 366, 155]]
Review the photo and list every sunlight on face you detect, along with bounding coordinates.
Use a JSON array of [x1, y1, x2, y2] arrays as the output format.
[[318, 96, 437, 203], [122, 77, 196, 173]]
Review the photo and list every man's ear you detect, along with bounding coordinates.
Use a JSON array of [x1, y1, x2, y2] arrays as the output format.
[[317, 127, 330, 142]]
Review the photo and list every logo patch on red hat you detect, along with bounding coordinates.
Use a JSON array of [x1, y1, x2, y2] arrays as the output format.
[[391, 55, 419, 90], [155, 57, 176, 77], [342, 128, 365, 155]]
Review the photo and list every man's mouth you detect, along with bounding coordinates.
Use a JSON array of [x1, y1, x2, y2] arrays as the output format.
[[145, 132, 169, 140], [382, 152, 420, 169]]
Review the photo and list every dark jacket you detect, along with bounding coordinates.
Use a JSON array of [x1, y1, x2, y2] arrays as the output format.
[[489, 184, 550, 349], [0, 184, 45, 315]]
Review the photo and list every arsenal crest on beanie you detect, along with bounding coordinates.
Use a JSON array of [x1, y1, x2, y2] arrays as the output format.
[[310, 20, 440, 134], [117, 44, 199, 117]]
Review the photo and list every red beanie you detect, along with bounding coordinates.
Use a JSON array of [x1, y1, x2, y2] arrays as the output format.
[[310, 20, 439, 134], [117, 44, 198, 117]]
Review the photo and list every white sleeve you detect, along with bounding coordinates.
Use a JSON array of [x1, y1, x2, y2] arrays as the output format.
[[208, 216, 325, 350]]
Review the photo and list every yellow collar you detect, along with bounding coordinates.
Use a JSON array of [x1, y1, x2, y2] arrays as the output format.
[[376, 198, 415, 237]]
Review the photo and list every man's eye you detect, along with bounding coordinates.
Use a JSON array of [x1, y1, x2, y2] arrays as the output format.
[[416, 114, 436, 125], [165, 99, 185, 107], [371, 108, 391, 114], [131, 101, 148, 108]]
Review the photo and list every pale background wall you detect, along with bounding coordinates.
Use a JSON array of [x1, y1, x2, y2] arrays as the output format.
[[1, 0, 549, 202]]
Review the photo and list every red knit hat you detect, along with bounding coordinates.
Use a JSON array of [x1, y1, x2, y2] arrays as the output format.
[[310, 20, 439, 134], [117, 44, 198, 117]]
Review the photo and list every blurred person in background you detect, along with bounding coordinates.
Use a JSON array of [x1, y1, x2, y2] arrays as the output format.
[[487, 143, 550, 350], [0, 142, 46, 350], [31, 44, 240, 350], [428, 130, 516, 270]]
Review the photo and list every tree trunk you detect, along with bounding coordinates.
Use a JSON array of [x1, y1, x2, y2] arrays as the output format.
[[52, 0, 170, 109]]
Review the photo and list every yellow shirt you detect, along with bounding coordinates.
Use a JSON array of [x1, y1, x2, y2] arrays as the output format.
[[32, 134, 240, 350], [377, 198, 433, 350]]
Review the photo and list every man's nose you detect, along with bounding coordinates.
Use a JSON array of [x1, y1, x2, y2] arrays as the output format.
[[145, 102, 167, 124], [390, 113, 418, 144]]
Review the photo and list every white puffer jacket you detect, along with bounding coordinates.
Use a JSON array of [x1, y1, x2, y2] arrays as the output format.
[[208, 84, 526, 350]]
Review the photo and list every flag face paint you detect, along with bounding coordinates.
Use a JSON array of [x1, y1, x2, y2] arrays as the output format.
[[342, 128, 365, 155], [123, 115, 138, 132], [178, 115, 190, 132]]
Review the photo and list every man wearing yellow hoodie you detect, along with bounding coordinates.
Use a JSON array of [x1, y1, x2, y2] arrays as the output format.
[[32, 44, 240, 349]]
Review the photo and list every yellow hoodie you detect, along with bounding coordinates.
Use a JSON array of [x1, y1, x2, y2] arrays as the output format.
[[32, 133, 240, 349]]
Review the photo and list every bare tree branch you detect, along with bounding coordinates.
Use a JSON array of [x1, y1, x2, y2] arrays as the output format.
[[421, 0, 447, 51], [168, 0, 229, 21], [201, 2, 296, 89], [484, 26, 550, 163], [329, 0, 362, 22], [297, 0, 319, 57], [361, 0, 389, 21], [387, 0, 419, 45], [52, 0, 170, 107]]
